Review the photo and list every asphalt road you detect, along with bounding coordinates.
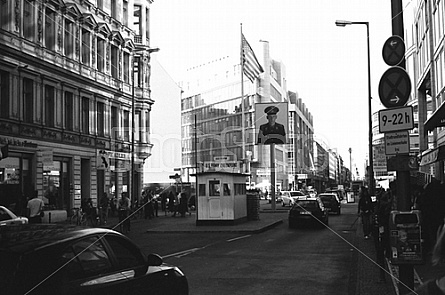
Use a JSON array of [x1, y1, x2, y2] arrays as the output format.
[[128, 201, 362, 295]]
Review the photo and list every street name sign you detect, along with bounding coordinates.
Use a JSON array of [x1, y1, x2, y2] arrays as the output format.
[[378, 106, 414, 133], [385, 130, 410, 155]]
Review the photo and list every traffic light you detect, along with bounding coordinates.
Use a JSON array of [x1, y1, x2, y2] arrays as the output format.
[[0, 145, 8, 160]]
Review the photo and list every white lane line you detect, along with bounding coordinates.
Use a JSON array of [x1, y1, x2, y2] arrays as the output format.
[[163, 247, 201, 259], [226, 235, 251, 242]]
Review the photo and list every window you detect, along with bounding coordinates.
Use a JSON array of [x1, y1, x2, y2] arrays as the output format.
[[97, 38, 105, 72], [223, 183, 231, 196], [64, 91, 73, 131], [209, 180, 220, 196], [111, 106, 119, 138], [134, 56, 141, 87], [82, 97, 90, 134], [123, 110, 130, 141], [198, 184, 206, 196], [123, 1, 128, 26], [133, 5, 141, 35], [81, 29, 91, 65], [45, 8, 56, 51], [105, 236, 144, 270], [45, 85, 55, 127], [234, 184, 246, 195], [97, 101, 104, 137], [60, 237, 112, 280], [0, 0, 9, 30], [0, 70, 9, 118], [111, 45, 118, 78], [23, 0, 34, 41], [23, 78, 33, 123], [123, 52, 130, 83], [64, 19, 74, 58]]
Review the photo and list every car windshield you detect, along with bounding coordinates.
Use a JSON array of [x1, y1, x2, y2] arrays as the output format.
[[290, 192, 305, 197], [320, 195, 334, 201], [295, 200, 318, 209]]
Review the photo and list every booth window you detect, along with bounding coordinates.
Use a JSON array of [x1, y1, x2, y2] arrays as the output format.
[[223, 183, 231, 196], [209, 180, 220, 196], [198, 184, 206, 196], [234, 183, 246, 195]]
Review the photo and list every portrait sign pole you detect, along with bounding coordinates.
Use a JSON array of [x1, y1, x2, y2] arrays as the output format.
[[255, 102, 289, 211], [270, 144, 276, 210]]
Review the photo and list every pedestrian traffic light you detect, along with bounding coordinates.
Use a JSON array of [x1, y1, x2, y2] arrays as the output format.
[[0, 145, 8, 160]]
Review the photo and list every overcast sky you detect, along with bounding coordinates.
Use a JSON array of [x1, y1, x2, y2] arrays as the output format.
[[150, 0, 397, 177]]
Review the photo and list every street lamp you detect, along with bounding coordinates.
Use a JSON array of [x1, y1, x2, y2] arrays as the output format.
[[335, 20, 374, 195]]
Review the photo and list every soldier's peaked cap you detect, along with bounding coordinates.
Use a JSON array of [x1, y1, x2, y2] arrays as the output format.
[[265, 106, 279, 115]]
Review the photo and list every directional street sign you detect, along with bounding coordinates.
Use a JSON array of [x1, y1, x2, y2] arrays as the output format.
[[378, 106, 414, 133], [378, 66, 411, 108], [382, 36, 405, 66]]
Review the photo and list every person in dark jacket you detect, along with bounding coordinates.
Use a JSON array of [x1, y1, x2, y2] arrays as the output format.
[[358, 186, 373, 239]]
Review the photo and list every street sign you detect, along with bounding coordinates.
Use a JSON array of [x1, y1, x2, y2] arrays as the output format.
[[382, 36, 405, 66], [378, 66, 412, 108], [385, 131, 410, 155], [378, 106, 414, 133]]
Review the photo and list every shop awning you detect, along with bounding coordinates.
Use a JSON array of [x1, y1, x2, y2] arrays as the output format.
[[424, 101, 445, 134], [419, 145, 445, 166]]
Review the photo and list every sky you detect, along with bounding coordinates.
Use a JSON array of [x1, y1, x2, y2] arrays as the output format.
[[150, 0, 397, 177]]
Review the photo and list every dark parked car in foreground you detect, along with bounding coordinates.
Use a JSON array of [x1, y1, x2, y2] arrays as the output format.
[[0, 224, 188, 295], [318, 193, 341, 215], [288, 197, 329, 228]]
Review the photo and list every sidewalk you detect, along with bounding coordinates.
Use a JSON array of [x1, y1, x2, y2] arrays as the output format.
[[103, 208, 445, 295]]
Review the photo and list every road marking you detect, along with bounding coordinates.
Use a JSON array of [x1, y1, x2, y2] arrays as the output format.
[[163, 247, 201, 258], [226, 235, 251, 242]]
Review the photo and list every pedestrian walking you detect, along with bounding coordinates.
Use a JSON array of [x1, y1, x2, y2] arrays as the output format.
[[178, 189, 188, 217], [153, 194, 159, 217], [358, 186, 373, 239], [118, 193, 131, 232], [27, 190, 44, 224], [99, 192, 109, 225], [171, 192, 179, 217]]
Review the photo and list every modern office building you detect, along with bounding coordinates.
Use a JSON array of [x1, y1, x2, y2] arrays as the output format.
[[179, 40, 316, 193], [0, 0, 156, 217]]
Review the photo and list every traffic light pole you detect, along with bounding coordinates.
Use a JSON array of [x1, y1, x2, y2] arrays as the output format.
[[391, 1, 413, 293]]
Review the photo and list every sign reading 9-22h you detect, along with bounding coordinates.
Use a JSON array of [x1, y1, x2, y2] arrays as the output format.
[[378, 106, 414, 133]]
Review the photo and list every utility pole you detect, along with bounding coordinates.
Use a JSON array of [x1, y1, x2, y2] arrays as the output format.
[[391, 1, 413, 293]]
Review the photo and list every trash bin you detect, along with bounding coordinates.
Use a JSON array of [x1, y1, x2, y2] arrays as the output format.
[[246, 190, 260, 221]]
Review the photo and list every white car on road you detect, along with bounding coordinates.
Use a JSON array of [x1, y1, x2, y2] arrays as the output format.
[[0, 206, 28, 226], [280, 191, 307, 207]]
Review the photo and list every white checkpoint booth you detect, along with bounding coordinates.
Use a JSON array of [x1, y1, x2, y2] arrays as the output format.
[[196, 171, 249, 226]]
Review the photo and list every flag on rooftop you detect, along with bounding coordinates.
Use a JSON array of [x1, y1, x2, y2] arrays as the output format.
[[242, 34, 263, 83]]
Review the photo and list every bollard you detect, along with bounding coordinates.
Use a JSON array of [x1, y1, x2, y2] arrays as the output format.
[[48, 212, 51, 223]]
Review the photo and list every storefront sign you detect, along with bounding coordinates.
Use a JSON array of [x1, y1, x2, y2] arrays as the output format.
[[203, 161, 240, 172]]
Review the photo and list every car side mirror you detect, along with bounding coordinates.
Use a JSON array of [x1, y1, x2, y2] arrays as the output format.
[[147, 253, 163, 266]]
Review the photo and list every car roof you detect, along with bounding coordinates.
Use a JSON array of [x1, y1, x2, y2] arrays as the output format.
[[319, 193, 337, 196], [0, 224, 121, 253]]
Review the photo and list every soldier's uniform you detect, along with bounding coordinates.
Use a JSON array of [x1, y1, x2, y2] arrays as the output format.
[[257, 106, 286, 144]]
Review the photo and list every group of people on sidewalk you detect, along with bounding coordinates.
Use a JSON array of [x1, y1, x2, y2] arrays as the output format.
[[356, 182, 445, 294]]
